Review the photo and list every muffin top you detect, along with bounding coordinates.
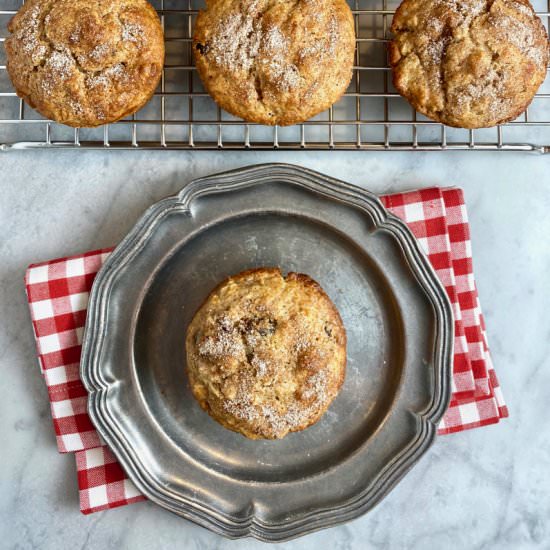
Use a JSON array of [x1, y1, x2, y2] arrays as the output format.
[[193, 0, 355, 126], [5, 0, 164, 127], [390, 0, 549, 128], [185, 268, 347, 440]]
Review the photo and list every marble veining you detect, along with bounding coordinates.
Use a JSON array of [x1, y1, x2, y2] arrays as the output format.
[[1, 150, 549, 549]]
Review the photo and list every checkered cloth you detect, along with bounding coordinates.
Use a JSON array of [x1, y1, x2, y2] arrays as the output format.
[[25, 187, 507, 515]]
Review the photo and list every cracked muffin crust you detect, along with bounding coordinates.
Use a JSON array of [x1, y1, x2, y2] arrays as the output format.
[[390, 0, 549, 128], [5, 0, 164, 127], [192, 0, 355, 126], [185, 268, 347, 440]]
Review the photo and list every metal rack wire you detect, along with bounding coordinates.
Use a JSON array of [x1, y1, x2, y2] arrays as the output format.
[[0, 0, 549, 151]]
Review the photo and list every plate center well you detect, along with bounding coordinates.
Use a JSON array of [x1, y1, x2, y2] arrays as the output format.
[[133, 212, 404, 483]]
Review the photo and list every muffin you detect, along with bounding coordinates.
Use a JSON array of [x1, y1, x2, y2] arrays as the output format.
[[193, 0, 356, 126], [5, 0, 165, 127], [389, 0, 549, 128], [186, 268, 347, 440]]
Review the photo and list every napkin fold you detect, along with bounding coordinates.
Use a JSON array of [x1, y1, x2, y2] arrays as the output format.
[[25, 186, 507, 515]]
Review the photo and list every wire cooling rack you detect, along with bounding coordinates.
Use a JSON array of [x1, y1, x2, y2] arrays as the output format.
[[0, 0, 549, 151]]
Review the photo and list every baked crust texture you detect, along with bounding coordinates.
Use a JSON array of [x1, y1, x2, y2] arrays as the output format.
[[186, 268, 347, 440], [193, 0, 356, 126], [390, 0, 549, 128], [6, 0, 165, 127]]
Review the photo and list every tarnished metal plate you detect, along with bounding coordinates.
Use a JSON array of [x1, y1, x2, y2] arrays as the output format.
[[81, 163, 452, 541]]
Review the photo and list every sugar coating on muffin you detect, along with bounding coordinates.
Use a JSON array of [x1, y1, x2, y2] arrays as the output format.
[[390, 0, 549, 128], [5, 0, 165, 127], [193, 0, 356, 126], [185, 268, 347, 440]]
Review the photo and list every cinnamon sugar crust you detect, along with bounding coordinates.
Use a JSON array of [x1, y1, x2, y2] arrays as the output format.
[[390, 0, 549, 128], [193, 0, 356, 126], [5, 0, 164, 127], [185, 268, 347, 440]]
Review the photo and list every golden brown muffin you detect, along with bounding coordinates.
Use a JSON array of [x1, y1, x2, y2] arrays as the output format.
[[186, 268, 347, 440], [193, 0, 356, 126], [5, 0, 164, 127], [389, 0, 549, 128]]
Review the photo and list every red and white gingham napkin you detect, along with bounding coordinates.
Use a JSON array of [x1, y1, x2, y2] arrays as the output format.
[[25, 186, 508, 515]]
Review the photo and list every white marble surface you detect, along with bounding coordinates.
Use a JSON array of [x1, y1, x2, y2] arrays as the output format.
[[1, 150, 549, 550]]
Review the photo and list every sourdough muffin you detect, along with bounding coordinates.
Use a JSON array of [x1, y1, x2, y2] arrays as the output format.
[[5, 0, 164, 127], [193, 0, 355, 126], [186, 268, 347, 440], [390, 0, 549, 128]]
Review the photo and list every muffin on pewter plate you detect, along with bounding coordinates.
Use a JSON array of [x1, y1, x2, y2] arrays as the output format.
[[193, 0, 356, 126], [186, 268, 347, 440], [5, 0, 165, 127], [389, 0, 549, 128]]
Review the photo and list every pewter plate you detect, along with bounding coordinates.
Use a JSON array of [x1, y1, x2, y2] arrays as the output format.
[[81, 163, 453, 541]]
